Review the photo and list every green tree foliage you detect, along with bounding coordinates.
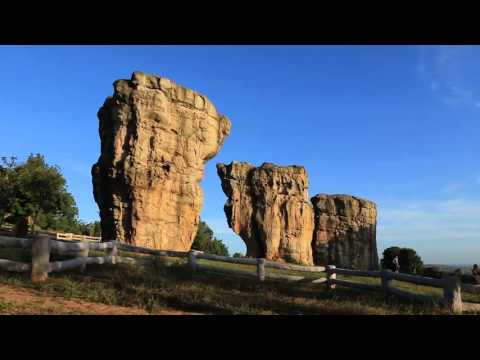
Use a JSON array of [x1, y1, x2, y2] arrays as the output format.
[[77, 221, 101, 237], [0, 154, 80, 236], [0, 156, 18, 226], [381, 246, 424, 274], [192, 220, 229, 256], [233, 252, 244, 258]]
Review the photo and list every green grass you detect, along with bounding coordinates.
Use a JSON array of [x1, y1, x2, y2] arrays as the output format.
[[1, 248, 479, 314], [0, 260, 457, 315]]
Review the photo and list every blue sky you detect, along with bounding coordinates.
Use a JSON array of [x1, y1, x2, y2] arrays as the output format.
[[1, 45, 479, 264]]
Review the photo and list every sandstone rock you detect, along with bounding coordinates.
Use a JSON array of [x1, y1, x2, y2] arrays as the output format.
[[217, 161, 314, 265], [92, 71, 231, 250], [311, 194, 378, 270]]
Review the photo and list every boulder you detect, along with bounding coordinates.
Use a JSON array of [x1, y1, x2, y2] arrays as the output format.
[[311, 194, 378, 270], [92, 71, 231, 250], [217, 161, 314, 265]]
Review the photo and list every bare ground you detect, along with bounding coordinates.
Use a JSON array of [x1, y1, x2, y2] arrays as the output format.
[[0, 283, 201, 315]]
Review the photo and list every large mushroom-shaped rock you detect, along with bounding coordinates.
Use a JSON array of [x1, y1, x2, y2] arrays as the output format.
[[217, 161, 314, 265], [92, 71, 231, 250], [311, 194, 378, 270]]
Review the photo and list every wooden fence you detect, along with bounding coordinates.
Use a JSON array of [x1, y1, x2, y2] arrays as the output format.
[[0, 234, 136, 281], [325, 265, 480, 314], [1, 233, 480, 314], [0, 234, 328, 284], [37, 230, 101, 242]]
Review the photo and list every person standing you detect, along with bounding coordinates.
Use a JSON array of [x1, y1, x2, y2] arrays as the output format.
[[393, 255, 400, 273]]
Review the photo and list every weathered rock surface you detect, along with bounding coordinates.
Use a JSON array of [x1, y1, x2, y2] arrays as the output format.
[[92, 71, 231, 250], [217, 162, 314, 265], [311, 194, 378, 270]]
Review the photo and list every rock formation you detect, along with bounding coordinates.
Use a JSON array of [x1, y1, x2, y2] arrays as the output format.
[[217, 161, 314, 265], [92, 71, 231, 250], [311, 194, 378, 270]]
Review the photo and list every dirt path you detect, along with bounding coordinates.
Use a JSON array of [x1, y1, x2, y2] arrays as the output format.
[[0, 283, 200, 315]]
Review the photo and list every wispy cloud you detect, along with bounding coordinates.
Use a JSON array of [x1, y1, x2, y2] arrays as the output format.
[[442, 85, 475, 107], [378, 197, 480, 264], [416, 45, 480, 110]]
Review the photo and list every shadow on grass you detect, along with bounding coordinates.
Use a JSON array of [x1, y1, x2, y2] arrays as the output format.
[[0, 260, 447, 315]]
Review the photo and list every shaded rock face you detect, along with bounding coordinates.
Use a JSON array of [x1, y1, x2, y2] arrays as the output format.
[[311, 194, 378, 270], [92, 71, 231, 250], [217, 162, 314, 265]]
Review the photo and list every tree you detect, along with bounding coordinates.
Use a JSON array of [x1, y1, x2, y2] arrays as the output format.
[[0, 154, 80, 237], [0, 156, 18, 226], [381, 246, 424, 274], [77, 221, 101, 236], [233, 252, 244, 258], [192, 220, 229, 256]]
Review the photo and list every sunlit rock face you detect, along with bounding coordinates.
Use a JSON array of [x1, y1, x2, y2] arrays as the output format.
[[217, 161, 315, 265], [311, 194, 378, 270], [92, 71, 231, 250]]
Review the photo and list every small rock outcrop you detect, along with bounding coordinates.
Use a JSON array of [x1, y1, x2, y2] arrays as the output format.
[[92, 71, 231, 250], [311, 194, 378, 270], [217, 161, 314, 265]]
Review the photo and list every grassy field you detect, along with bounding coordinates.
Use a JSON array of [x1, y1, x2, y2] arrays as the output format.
[[1, 246, 479, 315]]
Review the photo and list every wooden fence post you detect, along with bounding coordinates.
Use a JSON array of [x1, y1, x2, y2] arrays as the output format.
[[78, 238, 90, 272], [381, 269, 393, 294], [31, 234, 51, 282], [326, 265, 336, 290], [443, 275, 463, 314], [188, 250, 198, 272], [108, 241, 118, 264], [257, 258, 266, 282]]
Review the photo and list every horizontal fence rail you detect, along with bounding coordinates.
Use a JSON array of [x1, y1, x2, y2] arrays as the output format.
[[324, 265, 478, 314], [264, 261, 326, 273], [0, 235, 135, 281], [384, 271, 445, 288], [36, 231, 101, 242], [1, 233, 480, 314], [117, 243, 189, 258], [331, 268, 381, 278]]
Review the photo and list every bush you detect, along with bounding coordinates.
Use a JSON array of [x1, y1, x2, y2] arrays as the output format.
[[233, 253, 244, 258], [381, 246, 424, 274]]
